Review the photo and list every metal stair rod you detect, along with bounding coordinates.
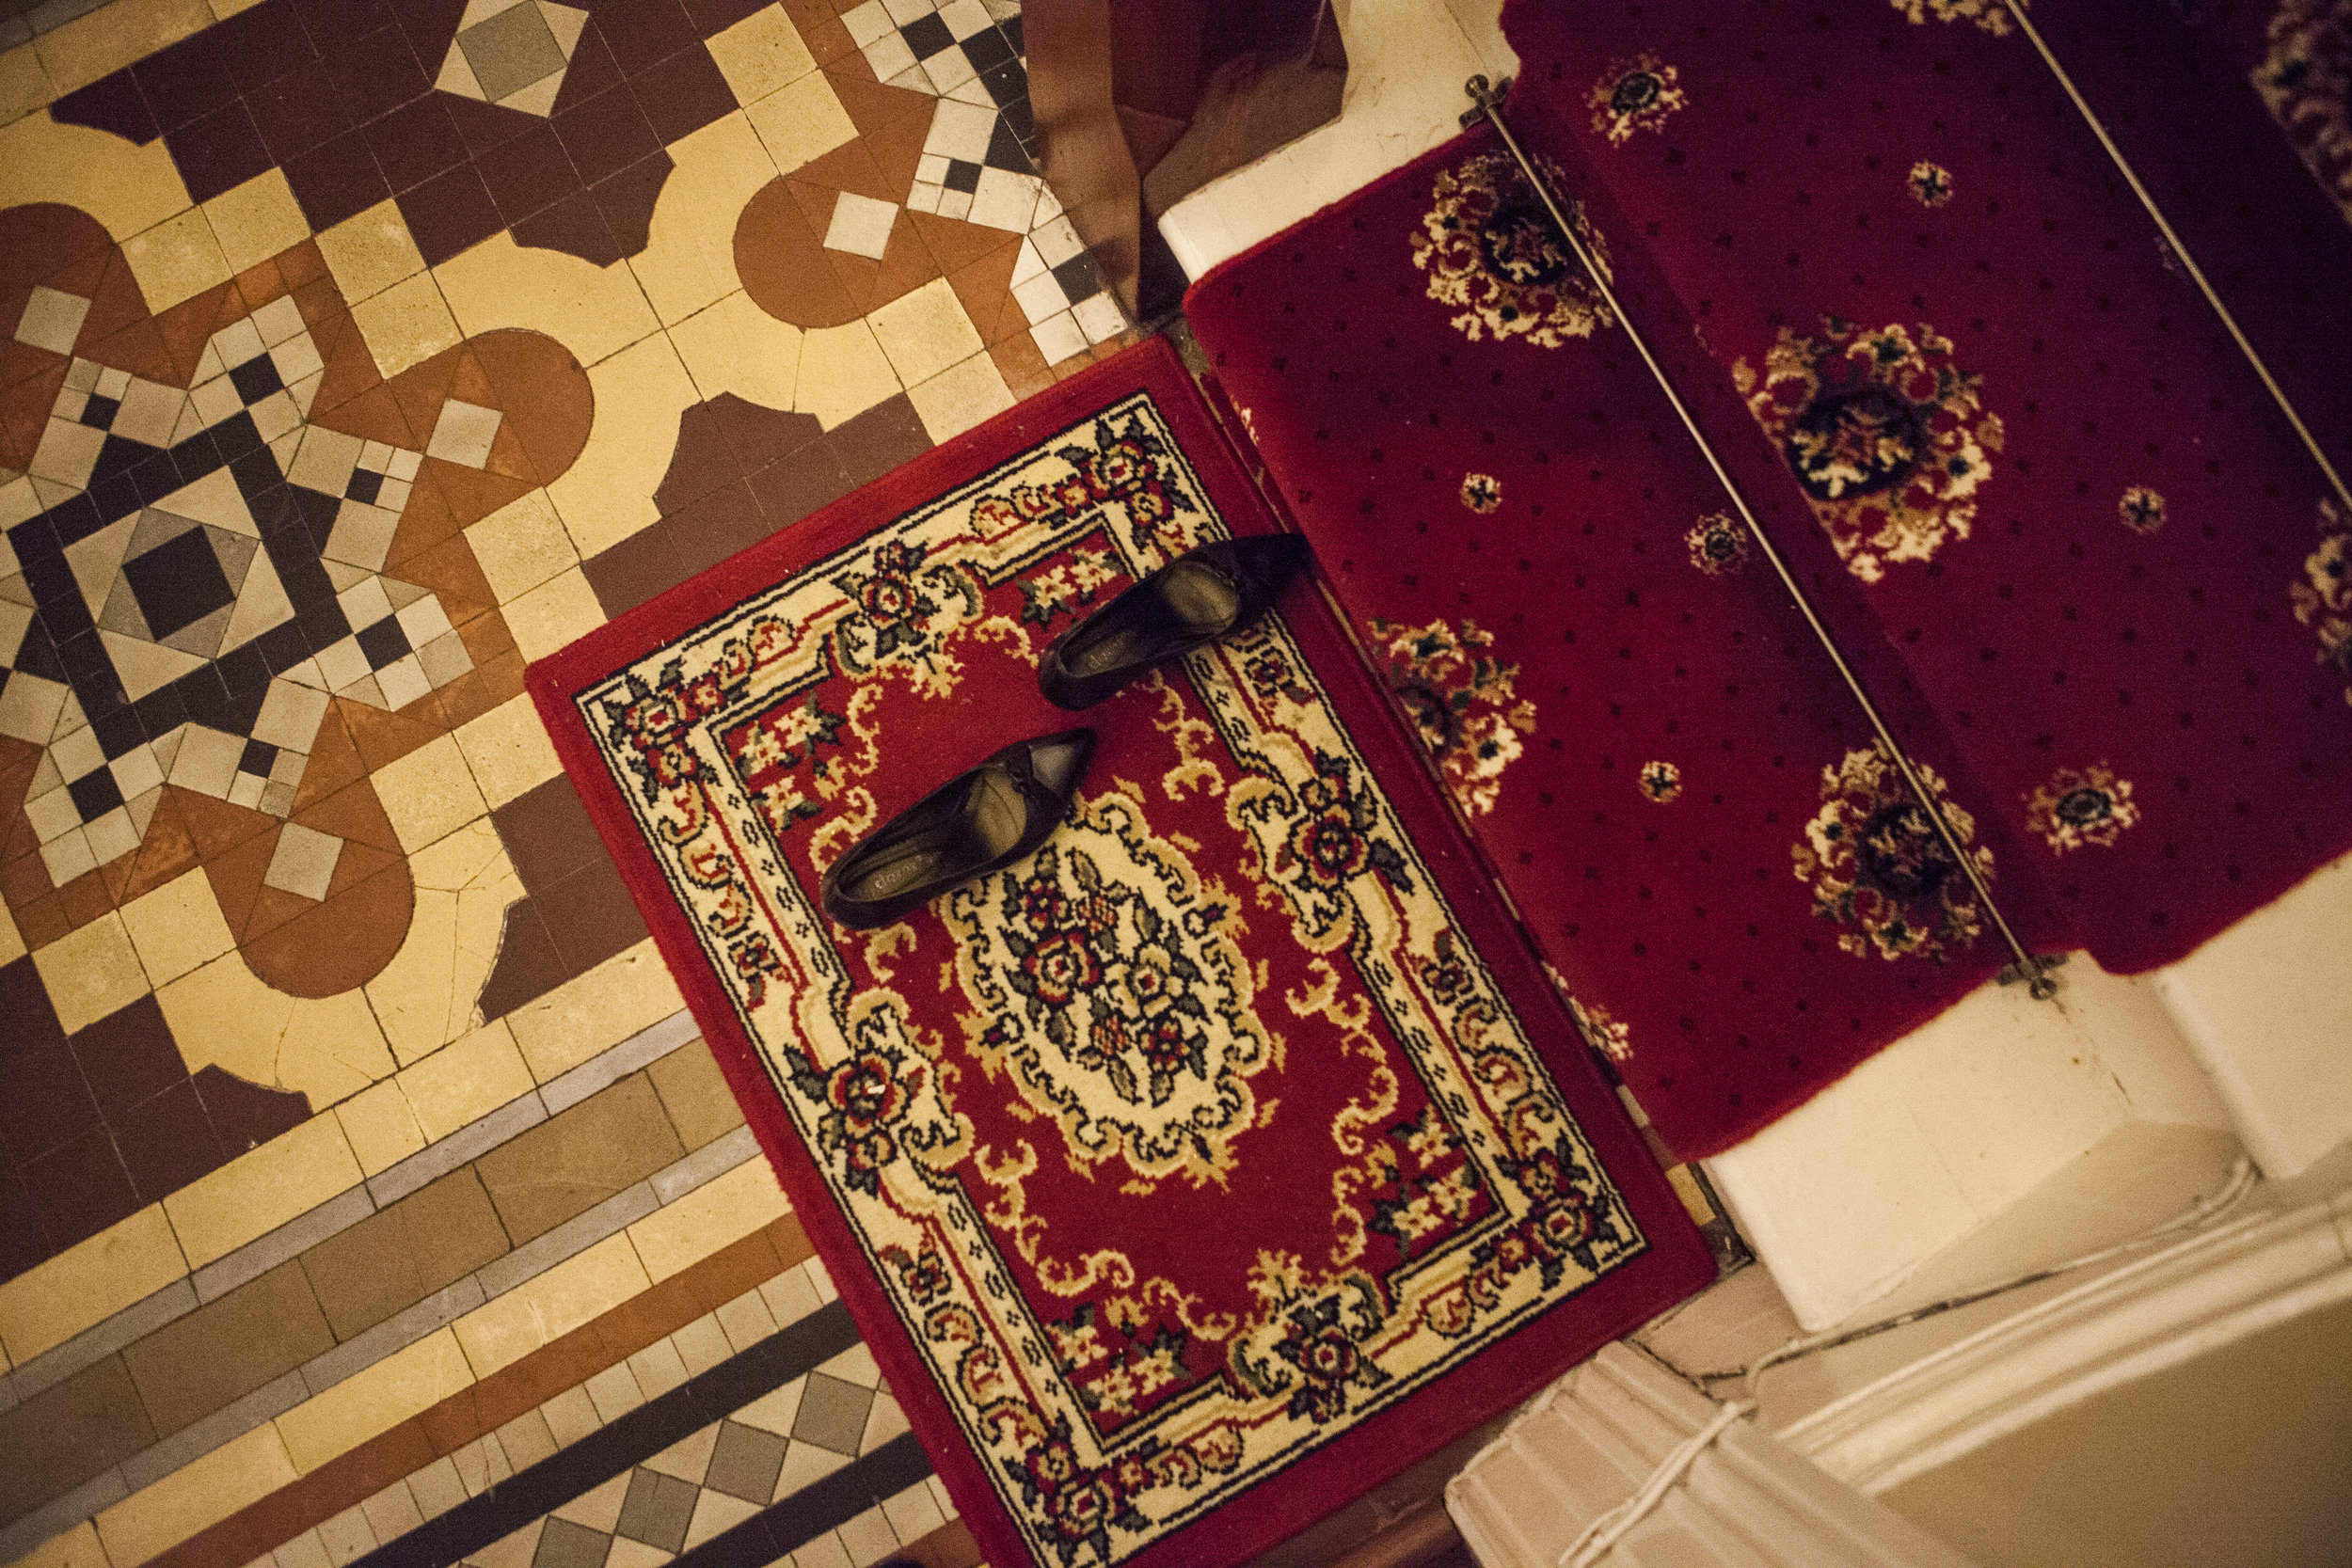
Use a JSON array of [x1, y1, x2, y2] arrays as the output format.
[[1460, 73, 2059, 1000]]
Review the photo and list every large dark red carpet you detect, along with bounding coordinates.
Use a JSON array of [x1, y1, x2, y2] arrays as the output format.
[[529, 341, 1711, 1567], [1186, 0, 2352, 1160]]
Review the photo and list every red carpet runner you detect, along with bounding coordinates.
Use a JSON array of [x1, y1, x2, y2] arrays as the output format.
[[530, 341, 1713, 1568]]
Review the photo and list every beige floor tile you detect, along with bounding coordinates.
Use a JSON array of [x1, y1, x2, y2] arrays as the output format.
[[0, 42, 53, 129], [647, 1040, 746, 1151], [500, 564, 606, 662], [465, 489, 579, 605], [0, 1204, 187, 1367], [119, 867, 237, 988], [582, 1361, 644, 1424], [119, 1259, 334, 1436], [454, 693, 563, 809], [743, 69, 857, 179], [31, 908, 150, 1033], [453, 1232, 650, 1379], [33, 0, 212, 95], [433, 231, 659, 372], [396, 1019, 535, 1143], [493, 1406, 558, 1471], [336, 1075, 430, 1176], [628, 1158, 789, 1283], [121, 206, 232, 313], [549, 1468, 630, 1531], [302, 1168, 507, 1338], [627, 1335, 689, 1399], [275, 1326, 474, 1473], [93, 1421, 298, 1565], [15, 1521, 106, 1568], [644, 1417, 720, 1482], [545, 331, 700, 558], [365, 819, 521, 1065], [373, 733, 490, 854], [672, 1310, 733, 1374], [707, 3, 817, 106], [713, 1286, 776, 1353], [0, 895, 23, 969], [163, 1111, 365, 1270], [0, 112, 189, 242], [351, 270, 464, 379], [162, 956, 396, 1108], [628, 112, 779, 328], [867, 277, 983, 389], [795, 318, 900, 429], [316, 198, 430, 309], [907, 349, 1013, 443], [202, 168, 310, 276], [505, 939, 683, 1084], [474, 1075, 684, 1243], [669, 288, 802, 409]]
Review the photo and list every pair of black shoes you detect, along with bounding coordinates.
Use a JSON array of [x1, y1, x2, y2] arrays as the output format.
[[819, 534, 1312, 929]]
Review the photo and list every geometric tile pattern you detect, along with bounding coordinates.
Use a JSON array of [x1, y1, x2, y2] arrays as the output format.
[[7, 290, 473, 880], [437, 0, 592, 119]]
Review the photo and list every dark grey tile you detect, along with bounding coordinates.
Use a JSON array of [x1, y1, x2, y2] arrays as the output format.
[[789, 1371, 872, 1458], [612, 1466, 696, 1553], [703, 1418, 787, 1504]]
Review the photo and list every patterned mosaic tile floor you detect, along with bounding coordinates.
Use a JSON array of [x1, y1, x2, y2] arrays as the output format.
[[0, 0, 1137, 1560]]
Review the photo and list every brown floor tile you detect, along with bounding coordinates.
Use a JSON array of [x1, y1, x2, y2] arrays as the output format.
[[399, 162, 506, 269], [476, 122, 581, 229], [366, 94, 474, 198], [0, 374, 58, 471], [582, 520, 685, 618], [123, 792, 204, 901], [382, 467, 463, 571], [592, 150, 674, 258], [788, 5, 854, 68], [787, 139, 898, 207], [241, 864, 417, 998], [736, 179, 859, 329], [702, 393, 824, 476], [946, 240, 1025, 348], [422, 454, 535, 531], [231, 256, 289, 316], [0, 1172, 49, 1281], [278, 238, 331, 290], [393, 531, 501, 628], [289, 709, 368, 815], [73, 995, 187, 1121], [87, 318, 179, 388], [629, 45, 736, 146], [323, 835, 405, 902], [340, 694, 448, 775], [283, 128, 395, 233], [56, 865, 114, 930], [13, 894, 69, 952], [173, 785, 278, 863], [684, 1222, 787, 1315], [21, 1127, 143, 1257], [307, 319, 398, 431], [0, 1356, 157, 1526], [474, 1074, 685, 1243], [553, 85, 662, 188], [327, 24, 433, 125], [195, 1066, 312, 1156], [248, 69, 357, 168], [296, 777, 406, 856], [645, 1039, 745, 1152], [203, 828, 278, 940], [596, 0, 697, 70], [0, 957, 91, 1164], [116, 1079, 230, 1206], [490, 775, 604, 893], [898, 1519, 983, 1568], [830, 393, 930, 487], [743, 436, 853, 531], [860, 210, 942, 316], [660, 476, 771, 581], [539, 855, 648, 974], [171, 101, 277, 206], [120, 1261, 334, 1439], [513, 189, 626, 266], [386, 348, 462, 456], [820, 60, 930, 143], [653, 404, 749, 515], [301, 1168, 511, 1341], [434, 643, 527, 731], [471, 902, 572, 1023]]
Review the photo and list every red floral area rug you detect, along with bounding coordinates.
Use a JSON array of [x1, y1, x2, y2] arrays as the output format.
[[529, 340, 1713, 1568]]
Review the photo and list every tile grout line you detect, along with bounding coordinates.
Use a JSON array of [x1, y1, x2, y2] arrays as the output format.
[[0, 1007, 700, 1410], [0, 1126, 768, 1562]]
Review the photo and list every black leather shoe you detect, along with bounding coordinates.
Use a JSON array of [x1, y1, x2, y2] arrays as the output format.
[[819, 728, 1095, 929], [1039, 533, 1313, 710]]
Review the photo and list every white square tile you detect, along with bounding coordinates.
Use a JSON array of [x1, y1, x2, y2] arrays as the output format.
[[733, 1374, 803, 1439], [170, 723, 245, 795], [880, 0, 933, 24], [395, 592, 454, 648], [918, 47, 975, 91], [52, 386, 87, 421], [337, 576, 393, 629], [945, 74, 993, 106], [1031, 310, 1087, 366], [211, 316, 264, 371], [903, 182, 943, 215], [40, 827, 97, 885], [934, 188, 972, 221], [15, 286, 90, 355], [84, 804, 139, 865], [94, 365, 130, 398], [426, 399, 503, 467], [540, 1386, 602, 1449], [375, 653, 431, 712], [1073, 291, 1126, 344], [253, 293, 307, 347], [839, 0, 893, 45], [924, 96, 996, 161], [24, 780, 81, 843], [860, 29, 916, 81], [1009, 236, 1045, 285], [358, 1478, 426, 1545], [822, 190, 899, 261], [359, 438, 397, 472], [51, 721, 103, 780], [584, 1363, 644, 1423], [1030, 214, 1084, 266], [817, 1342, 882, 1389], [111, 377, 184, 447], [252, 677, 333, 752], [915, 152, 949, 183], [273, 1529, 332, 1568], [190, 373, 244, 428], [29, 418, 103, 488], [673, 1312, 734, 1375], [62, 356, 99, 393], [1010, 269, 1067, 326], [388, 447, 423, 481], [326, 500, 400, 571], [315, 1503, 376, 1566], [406, 1458, 469, 1520], [964, 166, 1039, 232], [937, 0, 989, 39], [229, 768, 268, 809], [756, 1263, 821, 1328], [289, 424, 364, 494], [271, 330, 325, 387], [880, 1479, 945, 1545], [314, 635, 372, 692], [837, 1505, 898, 1567], [250, 389, 301, 443], [789, 1529, 853, 1568], [109, 744, 164, 800]]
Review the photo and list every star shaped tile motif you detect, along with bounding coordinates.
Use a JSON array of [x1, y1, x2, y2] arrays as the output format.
[[1, 292, 479, 894]]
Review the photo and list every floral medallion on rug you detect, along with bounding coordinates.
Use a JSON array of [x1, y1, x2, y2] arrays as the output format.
[[529, 341, 1712, 1568]]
